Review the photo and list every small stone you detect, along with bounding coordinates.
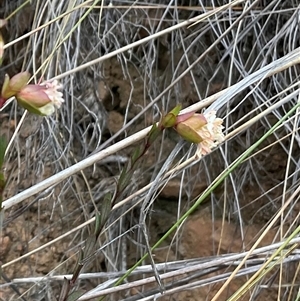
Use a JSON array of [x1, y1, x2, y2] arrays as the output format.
[[107, 111, 124, 134]]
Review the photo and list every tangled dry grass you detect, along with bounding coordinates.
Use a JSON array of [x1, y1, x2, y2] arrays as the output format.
[[0, 0, 300, 300]]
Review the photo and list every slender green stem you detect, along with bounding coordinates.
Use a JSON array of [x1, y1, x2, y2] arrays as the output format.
[[5, 0, 31, 21]]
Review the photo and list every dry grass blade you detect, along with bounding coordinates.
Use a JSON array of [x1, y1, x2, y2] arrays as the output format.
[[2, 46, 300, 211], [1, 0, 300, 300]]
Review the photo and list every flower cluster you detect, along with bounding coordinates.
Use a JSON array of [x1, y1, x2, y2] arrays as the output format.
[[173, 110, 224, 157], [0, 71, 64, 116]]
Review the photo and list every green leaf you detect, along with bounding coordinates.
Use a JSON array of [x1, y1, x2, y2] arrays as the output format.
[[100, 194, 112, 225], [94, 212, 102, 237], [0, 136, 6, 169], [118, 164, 128, 191], [83, 235, 97, 259], [131, 146, 141, 165], [160, 104, 182, 128], [119, 170, 134, 192], [147, 124, 161, 145], [0, 173, 5, 190], [170, 104, 182, 116], [66, 290, 85, 301]]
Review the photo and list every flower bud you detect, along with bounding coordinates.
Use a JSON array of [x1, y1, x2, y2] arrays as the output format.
[[15, 80, 64, 116], [175, 113, 207, 143], [1, 72, 31, 99], [16, 85, 53, 115], [174, 110, 224, 157], [160, 104, 182, 128]]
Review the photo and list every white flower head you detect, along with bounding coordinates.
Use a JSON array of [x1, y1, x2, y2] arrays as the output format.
[[42, 80, 64, 108], [174, 109, 224, 158], [196, 110, 225, 158]]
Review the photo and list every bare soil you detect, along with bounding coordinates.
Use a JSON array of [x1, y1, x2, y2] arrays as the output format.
[[0, 55, 291, 301], [0, 2, 297, 299]]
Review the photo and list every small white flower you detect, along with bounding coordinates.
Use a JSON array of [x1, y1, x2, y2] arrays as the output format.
[[196, 110, 225, 157], [42, 80, 64, 108], [174, 109, 224, 158]]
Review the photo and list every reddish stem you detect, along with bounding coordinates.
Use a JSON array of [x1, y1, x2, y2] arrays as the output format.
[[0, 97, 7, 109]]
